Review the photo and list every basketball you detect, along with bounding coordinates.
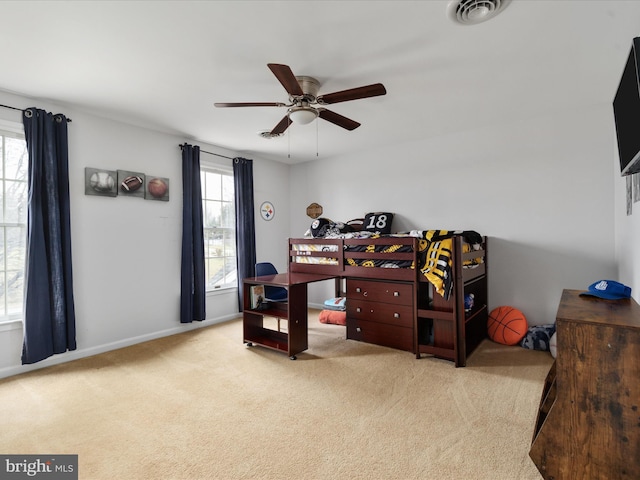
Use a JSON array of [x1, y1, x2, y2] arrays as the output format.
[[148, 177, 168, 198], [487, 306, 528, 345]]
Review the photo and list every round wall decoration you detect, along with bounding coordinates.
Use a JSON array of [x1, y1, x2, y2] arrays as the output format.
[[260, 201, 275, 221], [306, 202, 323, 219]]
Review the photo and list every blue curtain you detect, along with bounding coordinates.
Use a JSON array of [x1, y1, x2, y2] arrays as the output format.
[[233, 158, 256, 311], [180, 144, 206, 323], [21, 108, 76, 364]]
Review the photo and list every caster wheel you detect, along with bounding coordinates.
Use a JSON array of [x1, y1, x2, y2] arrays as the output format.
[[289, 355, 297, 360], [245, 342, 253, 347]]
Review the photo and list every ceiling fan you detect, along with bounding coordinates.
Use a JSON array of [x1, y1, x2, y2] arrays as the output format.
[[214, 63, 387, 135]]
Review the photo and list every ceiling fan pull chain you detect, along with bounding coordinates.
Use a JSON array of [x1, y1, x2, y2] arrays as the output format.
[[316, 118, 319, 157], [288, 115, 291, 159]]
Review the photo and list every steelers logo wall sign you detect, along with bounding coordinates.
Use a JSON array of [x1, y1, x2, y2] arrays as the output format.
[[260, 202, 275, 221]]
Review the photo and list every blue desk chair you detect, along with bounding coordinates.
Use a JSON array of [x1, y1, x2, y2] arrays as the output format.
[[255, 262, 288, 331]]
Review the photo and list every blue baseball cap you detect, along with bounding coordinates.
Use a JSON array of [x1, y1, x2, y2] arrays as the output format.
[[580, 280, 632, 300]]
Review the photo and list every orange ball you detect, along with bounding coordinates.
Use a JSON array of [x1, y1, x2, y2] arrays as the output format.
[[148, 178, 168, 198], [487, 306, 528, 345]]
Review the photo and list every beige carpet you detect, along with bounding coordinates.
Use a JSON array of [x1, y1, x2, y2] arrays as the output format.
[[0, 311, 552, 480]]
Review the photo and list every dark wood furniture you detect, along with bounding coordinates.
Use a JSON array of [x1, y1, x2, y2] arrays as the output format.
[[346, 278, 414, 352], [243, 272, 336, 359], [529, 289, 640, 479], [288, 235, 488, 367], [415, 238, 488, 367]]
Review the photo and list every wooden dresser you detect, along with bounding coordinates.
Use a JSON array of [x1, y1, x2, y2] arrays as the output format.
[[529, 289, 640, 479], [346, 278, 414, 352]]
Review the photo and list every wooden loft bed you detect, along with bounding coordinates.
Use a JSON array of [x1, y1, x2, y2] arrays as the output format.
[[288, 233, 488, 367]]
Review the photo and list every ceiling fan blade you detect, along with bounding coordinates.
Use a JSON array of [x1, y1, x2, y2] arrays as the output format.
[[270, 115, 292, 135], [317, 83, 387, 105], [318, 109, 361, 131], [267, 64, 304, 97], [214, 102, 287, 108]]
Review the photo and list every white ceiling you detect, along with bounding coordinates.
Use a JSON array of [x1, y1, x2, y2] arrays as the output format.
[[2, 1, 640, 164]]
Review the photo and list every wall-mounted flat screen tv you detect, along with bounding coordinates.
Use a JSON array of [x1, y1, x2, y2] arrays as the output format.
[[613, 37, 640, 176]]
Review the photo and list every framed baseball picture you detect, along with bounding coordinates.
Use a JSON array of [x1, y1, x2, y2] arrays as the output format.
[[85, 167, 117, 197]]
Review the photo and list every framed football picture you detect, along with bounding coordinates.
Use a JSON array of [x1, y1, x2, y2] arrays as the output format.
[[117, 170, 145, 198]]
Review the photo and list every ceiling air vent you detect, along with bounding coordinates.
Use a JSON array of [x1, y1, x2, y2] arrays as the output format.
[[257, 130, 284, 139], [447, 0, 512, 25]]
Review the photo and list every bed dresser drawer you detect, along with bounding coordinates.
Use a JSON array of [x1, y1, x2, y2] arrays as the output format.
[[347, 319, 413, 352], [347, 300, 413, 328], [346, 278, 415, 353], [346, 279, 413, 306]]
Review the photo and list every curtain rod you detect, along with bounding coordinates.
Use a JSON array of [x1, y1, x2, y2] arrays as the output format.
[[179, 143, 233, 160], [0, 103, 72, 122]]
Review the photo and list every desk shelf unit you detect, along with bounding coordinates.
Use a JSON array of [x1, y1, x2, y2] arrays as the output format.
[[243, 273, 335, 360]]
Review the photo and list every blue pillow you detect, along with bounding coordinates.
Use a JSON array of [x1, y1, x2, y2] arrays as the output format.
[[520, 324, 556, 351], [323, 297, 346, 311]]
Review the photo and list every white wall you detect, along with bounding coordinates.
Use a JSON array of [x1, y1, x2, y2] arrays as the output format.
[[254, 161, 291, 273], [0, 89, 289, 378], [614, 146, 640, 300], [0, 86, 630, 376], [290, 103, 617, 326]]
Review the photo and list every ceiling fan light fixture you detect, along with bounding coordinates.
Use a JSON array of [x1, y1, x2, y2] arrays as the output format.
[[215, 64, 386, 134], [288, 106, 318, 125]]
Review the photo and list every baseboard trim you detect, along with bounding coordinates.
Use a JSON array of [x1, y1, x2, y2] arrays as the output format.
[[0, 313, 240, 379]]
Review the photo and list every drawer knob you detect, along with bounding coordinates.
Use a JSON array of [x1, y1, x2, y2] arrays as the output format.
[[394, 313, 400, 318], [356, 327, 362, 332], [356, 287, 361, 293], [394, 291, 400, 297], [356, 307, 361, 313]]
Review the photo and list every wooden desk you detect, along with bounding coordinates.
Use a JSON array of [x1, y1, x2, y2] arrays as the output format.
[[529, 289, 640, 479], [243, 272, 337, 359]]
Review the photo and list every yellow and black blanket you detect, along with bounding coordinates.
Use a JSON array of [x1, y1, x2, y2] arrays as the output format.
[[417, 230, 483, 299], [343, 230, 483, 300], [345, 241, 414, 269]]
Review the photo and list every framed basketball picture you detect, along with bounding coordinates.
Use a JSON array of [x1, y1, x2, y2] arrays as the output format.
[[145, 176, 170, 201]]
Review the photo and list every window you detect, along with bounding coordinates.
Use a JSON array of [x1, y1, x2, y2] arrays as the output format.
[[201, 166, 236, 291], [0, 127, 27, 323]]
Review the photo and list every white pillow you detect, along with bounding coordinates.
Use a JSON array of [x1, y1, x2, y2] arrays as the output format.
[[549, 332, 557, 358]]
